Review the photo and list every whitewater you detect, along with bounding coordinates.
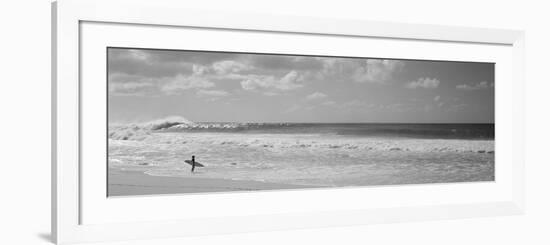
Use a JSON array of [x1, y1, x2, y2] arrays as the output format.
[[108, 116, 495, 187]]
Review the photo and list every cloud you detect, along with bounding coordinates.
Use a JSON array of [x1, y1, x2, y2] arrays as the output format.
[[306, 92, 327, 100], [108, 82, 156, 96], [250, 55, 325, 71], [108, 48, 250, 79], [212, 60, 251, 74], [433, 95, 444, 107], [109, 73, 145, 83], [109, 71, 219, 97], [108, 49, 194, 78], [316, 58, 404, 84], [241, 70, 304, 91], [130, 48, 240, 65], [196, 89, 229, 99], [456, 81, 492, 91], [161, 75, 215, 95], [405, 77, 440, 89], [352, 59, 405, 83], [192, 64, 209, 75], [109, 49, 150, 62], [108, 73, 160, 96], [321, 101, 336, 106]]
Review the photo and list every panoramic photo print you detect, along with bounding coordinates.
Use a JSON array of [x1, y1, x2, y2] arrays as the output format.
[[107, 47, 495, 196]]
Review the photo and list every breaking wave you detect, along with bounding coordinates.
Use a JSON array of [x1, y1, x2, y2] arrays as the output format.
[[108, 118, 495, 187], [110, 117, 494, 141], [108, 116, 495, 154], [109, 116, 193, 140]]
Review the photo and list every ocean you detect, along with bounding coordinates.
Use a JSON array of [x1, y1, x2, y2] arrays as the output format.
[[108, 119, 495, 188]]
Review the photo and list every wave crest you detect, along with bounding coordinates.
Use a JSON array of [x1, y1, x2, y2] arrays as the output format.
[[142, 116, 194, 130], [109, 116, 193, 140]]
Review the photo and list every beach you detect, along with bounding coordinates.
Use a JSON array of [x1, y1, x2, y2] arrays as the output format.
[[108, 168, 313, 196], [105, 49, 496, 197], [108, 121, 495, 196]]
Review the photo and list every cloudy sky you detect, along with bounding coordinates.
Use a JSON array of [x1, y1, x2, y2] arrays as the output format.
[[108, 48, 494, 124]]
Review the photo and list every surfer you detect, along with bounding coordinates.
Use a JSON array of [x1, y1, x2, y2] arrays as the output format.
[[184, 156, 203, 171], [191, 155, 196, 173]]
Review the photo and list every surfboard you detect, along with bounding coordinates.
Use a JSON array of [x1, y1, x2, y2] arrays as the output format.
[[184, 160, 204, 167]]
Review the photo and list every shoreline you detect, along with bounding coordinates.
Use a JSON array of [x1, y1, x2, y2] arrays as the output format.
[[108, 169, 316, 196]]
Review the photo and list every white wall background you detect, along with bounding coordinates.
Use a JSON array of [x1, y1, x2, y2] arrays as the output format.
[[0, 0, 548, 244]]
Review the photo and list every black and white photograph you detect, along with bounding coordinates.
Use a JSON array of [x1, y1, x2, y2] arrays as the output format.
[[107, 47, 495, 196]]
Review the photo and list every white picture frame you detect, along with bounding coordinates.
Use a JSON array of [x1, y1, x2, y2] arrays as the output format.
[[52, 0, 525, 244]]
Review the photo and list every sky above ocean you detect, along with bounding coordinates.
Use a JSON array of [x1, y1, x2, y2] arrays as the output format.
[[107, 48, 494, 124]]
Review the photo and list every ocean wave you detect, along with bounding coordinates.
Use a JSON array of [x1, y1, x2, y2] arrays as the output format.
[[109, 117, 494, 143], [109, 131, 494, 154], [137, 116, 194, 129], [223, 139, 495, 153], [111, 119, 494, 141], [109, 119, 294, 140], [108, 119, 495, 187], [109, 116, 193, 140], [167, 122, 292, 131]]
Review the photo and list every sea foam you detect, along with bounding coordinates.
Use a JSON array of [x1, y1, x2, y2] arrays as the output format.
[[109, 131, 495, 187]]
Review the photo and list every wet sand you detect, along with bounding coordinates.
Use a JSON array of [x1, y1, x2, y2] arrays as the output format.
[[108, 169, 314, 196]]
